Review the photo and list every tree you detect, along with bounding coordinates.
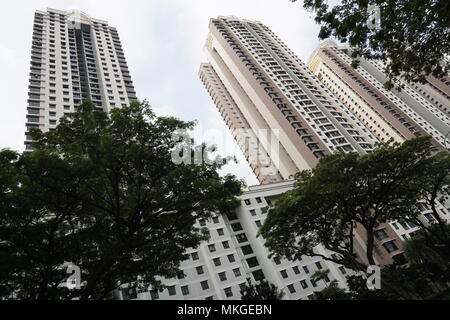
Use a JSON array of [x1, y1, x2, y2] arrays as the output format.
[[260, 137, 450, 273], [0, 101, 243, 300], [290, 0, 450, 89], [311, 269, 351, 300], [239, 278, 285, 300]]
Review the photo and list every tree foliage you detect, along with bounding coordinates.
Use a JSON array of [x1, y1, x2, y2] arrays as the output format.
[[0, 101, 243, 300], [291, 0, 450, 88], [260, 136, 450, 272], [239, 278, 285, 300]]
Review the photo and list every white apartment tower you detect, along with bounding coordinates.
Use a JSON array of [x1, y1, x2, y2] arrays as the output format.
[[25, 8, 137, 150], [199, 16, 378, 184], [125, 181, 353, 301], [308, 41, 449, 149]]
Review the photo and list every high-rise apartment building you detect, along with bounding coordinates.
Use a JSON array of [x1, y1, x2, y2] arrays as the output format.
[[308, 41, 449, 148], [123, 181, 353, 301], [199, 16, 377, 184], [25, 8, 137, 150], [198, 17, 450, 272]]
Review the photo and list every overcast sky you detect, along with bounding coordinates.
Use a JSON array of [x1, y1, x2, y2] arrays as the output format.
[[0, 0, 323, 187]]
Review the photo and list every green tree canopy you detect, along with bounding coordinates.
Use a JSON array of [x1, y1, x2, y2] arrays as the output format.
[[239, 278, 285, 300], [260, 136, 450, 272], [0, 101, 243, 300], [291, 0, 450, 88]]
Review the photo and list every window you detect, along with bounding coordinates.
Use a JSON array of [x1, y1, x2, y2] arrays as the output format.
[[222, 241, 230, 249], [293, 266, 300, 275], [213, 258, 221, 267], [241, 245, 254, 256], [201, 281, 209, 290], [231, 223, 243, 232], [150, 290, 159, 300], [191, 252, 199, 261], [181, 286, 189, 296], [256, 197, 262, 204], [224, 287, 233, 298], [250, 209, 257, 216], [303, 266, 310, 274], [300, 280, 308, 289], [255, 221, 262, 228], [383, 241, 399, 253], [375, 229, 389, 241], [167, 286, 176, 296], [227, 254, 236, 263], [244, 199, 251, 206], [274, 257, 281, 265], [208, 244, 216, 253], [280, 270, 288, 279], [217, 229, 225, 236], [315, 262, 323, 270], [199, 219, 206, 226], [196, 266, 204, 275], [339, 266, 347, 275], [252, 270, 265, 281], [247, 257, 259, 268], [287, 284, 296, 294], [212, 216, 220, 224], [236, 233, 248, 243], [227, 212, 238, 221], [219, 272, 227, 282], [233, 268, 242, 277]]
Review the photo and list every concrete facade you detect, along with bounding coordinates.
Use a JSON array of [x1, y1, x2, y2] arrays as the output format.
[[126, 181, 353, 301], [308, 41, 449, 149], [200, 17, 377, 184], [25, 8, 137, 150]]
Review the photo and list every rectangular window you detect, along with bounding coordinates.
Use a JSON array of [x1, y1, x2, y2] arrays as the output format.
[[167, 286, 176, 296], [247, 257, 259, 268], [201, 281, 209, 290], [233, 268, 241, 277], [208, 244, 216, 253], [150, 290, 159, 300], [241, 245, 254, 256], [231, 223, 243, 232], [181, 286, 189, 296], [236, 233, 248, 243], [300, 280, 308, 289], [227, 254, 236, 263], [287, 284, 296, 294], [339, 266, 347, 275], [196, 266, 204, 275], [213, 258, 221, 267], [224, 287, 233, 298], [222, 241, 230, 249], [219, 272, 227, 282], [383, 241, 399, 253]]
